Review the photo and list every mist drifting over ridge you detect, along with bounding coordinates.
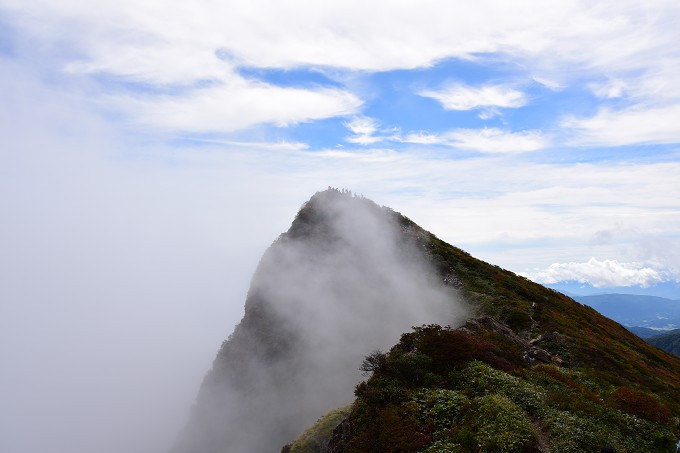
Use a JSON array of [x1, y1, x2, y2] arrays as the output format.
[[172, 189, 467, 452]]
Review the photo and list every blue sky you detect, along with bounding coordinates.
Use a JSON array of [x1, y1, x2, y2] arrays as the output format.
[[2, 0, 672, 289], [1, 1, 680, 452]]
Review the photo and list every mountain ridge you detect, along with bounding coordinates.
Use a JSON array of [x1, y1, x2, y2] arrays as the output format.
[[172, 190, 680, 453], [546, 282, 680, 300]]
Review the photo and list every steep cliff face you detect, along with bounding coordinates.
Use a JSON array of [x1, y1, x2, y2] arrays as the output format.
[[173, 189, 680, 453], [171, 190, 464, 452]]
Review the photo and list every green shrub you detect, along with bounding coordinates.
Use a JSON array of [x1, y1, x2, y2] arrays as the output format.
[[467, 394, 537, 452], [505, 307, 533, 332], [457, 361, 545, 414], [611, 386, 673, 425], [545, 389, 598, 416], [412, 388, 468, 430], [289, 406, 350, 453], [544, 409, 601, 453], [360, 350, 388, 376], [423, 439, 464, 452], [354, 376, 405, 406], [390, 352, 433, 386], [349, 405, 431, 452]]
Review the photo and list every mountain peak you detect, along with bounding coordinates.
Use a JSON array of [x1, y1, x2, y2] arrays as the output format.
[[172, 191, 680, 453], [285, 188, 391, 240], [172, 190, 464, 452]]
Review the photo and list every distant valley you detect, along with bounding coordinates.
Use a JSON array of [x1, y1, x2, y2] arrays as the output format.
[[564, 293, 680, 357], [571, 293, 680, 331]]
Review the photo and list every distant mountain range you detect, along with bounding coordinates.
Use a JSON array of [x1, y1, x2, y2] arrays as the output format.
[[545, 281, 680, 300], [627, 326, 663, 339], [571, 294, 680, 330], [555, 291, 680, 358]]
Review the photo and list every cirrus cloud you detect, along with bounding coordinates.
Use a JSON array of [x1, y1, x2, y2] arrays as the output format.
[[345, 116, 382, 145], [441, 128, 549, 153], [562, 104, 680, 147], [344, 125, 548, 154]]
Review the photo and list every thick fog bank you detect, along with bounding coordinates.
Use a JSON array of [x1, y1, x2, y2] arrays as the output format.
[[173, 191, 468, 452]]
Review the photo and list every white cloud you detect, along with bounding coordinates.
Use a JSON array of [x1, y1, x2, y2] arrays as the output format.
[[345, 116, 377, 136], [178, 138, 310, 151], [4, 0, 680, 139], [345, 116, 381, 144], [343, 117, 410, 145], [0, 62, 303, 453], [117, 81, 361, 132], [0, 1, 562, 72], [24, 0, 670, 77], [523, 258, 668, 288], [4, 1, 677, 78], [589, 78, 628, 99], [562, 104, 680, 146], [637, 237, 680, 282], [361, 127, 548, 153], [531, 76, 564, 91], [401, 132, 441, 145], [478, 107, 501, 120], [419, 83, 527, 111], [443, 128, 549, 153]]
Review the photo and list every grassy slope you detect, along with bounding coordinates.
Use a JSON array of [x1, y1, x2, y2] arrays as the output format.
[[289, 202, 680, 453], [421, 225, 680, 409]]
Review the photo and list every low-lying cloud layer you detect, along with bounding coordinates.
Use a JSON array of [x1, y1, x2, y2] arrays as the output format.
[[173, 190, 465, 452]]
